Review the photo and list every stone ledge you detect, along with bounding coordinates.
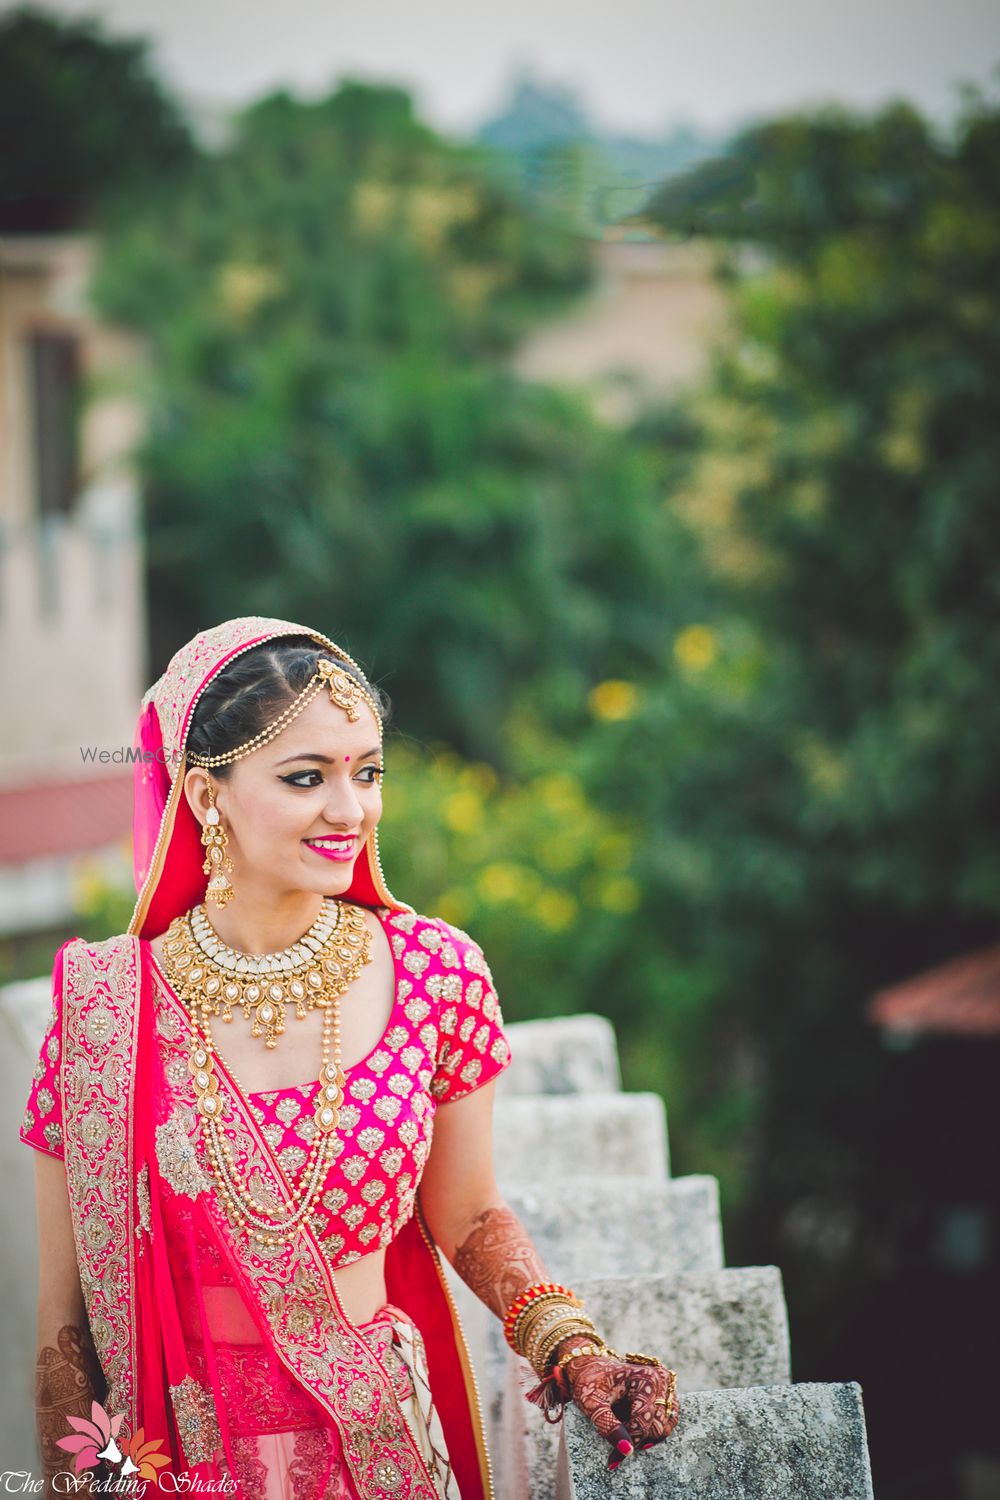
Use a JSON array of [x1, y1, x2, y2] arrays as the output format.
[[556, 1381, 874, 1499], [502, 1175, 724, 1279], [494, 1093, 670, 1186], [494, 1267, 793, 1500], [500, 1013, 622, 1095]]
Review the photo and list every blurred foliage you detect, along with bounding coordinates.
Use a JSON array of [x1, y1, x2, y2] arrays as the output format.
[[88, 78, 709, 768], [596, 86, 1000, 1315], [0, 6, 194, 231]]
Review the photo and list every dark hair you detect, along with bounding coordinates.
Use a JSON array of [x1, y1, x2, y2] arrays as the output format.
[[186, 635, 391, 778]]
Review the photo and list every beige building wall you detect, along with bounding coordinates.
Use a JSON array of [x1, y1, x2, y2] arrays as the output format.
[[511, 236, 733, 422], [0, 235, 146, 782]]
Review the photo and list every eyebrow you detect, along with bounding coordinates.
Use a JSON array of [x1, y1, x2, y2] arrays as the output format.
[[275, 747, 382, 766]]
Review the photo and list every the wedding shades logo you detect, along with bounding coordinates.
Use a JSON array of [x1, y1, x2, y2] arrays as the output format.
[[56, 1399, 170, 1482]]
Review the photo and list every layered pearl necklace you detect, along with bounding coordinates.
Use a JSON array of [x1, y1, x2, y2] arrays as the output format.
[[158, 898, 373, 1247]]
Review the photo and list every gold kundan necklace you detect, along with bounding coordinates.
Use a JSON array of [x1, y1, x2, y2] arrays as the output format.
[[158, 897, 373, 1246]]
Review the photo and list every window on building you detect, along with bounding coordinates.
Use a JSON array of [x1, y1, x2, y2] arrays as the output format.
[[28, 330, 81, 517]]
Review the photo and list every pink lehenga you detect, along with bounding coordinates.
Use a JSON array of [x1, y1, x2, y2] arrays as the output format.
[[22, 618, 511, 1500]]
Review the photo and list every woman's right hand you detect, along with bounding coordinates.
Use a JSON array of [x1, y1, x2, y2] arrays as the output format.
[[560, 1347, 680, 1471]]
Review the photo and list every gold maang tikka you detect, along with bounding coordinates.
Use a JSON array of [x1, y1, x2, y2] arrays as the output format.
[[187, 654, 382, 770]]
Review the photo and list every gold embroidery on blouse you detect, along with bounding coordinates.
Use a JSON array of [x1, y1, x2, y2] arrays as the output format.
[[373, 1095, 402, 1123]]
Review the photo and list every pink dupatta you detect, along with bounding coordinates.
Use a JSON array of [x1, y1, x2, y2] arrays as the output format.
[[59, 619, 494, 1499]]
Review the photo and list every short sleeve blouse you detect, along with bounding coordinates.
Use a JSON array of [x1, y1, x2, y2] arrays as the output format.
[[423, 917, 512, 1104]]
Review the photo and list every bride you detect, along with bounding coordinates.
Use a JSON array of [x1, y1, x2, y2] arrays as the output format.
[[21, 615, 679, 1497]]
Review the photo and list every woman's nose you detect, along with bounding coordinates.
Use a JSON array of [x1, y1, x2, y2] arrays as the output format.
[[323, 781, 364, 826]]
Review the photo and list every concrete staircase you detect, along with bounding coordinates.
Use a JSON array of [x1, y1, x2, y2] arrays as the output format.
[[441, 1013, 876, 1499]]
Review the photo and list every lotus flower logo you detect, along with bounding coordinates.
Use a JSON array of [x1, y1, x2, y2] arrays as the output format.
[[55, 1399, 125, 1472], [55, 1398, 169, 1480], [119, 1427, 172, 1481]]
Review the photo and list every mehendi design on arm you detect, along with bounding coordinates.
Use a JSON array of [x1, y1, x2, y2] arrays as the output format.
[[452, 1203, 549, 1317], [36, 1321, 107, 1494]]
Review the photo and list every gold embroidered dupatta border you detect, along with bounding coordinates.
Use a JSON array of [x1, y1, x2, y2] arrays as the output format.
[[60, 935, 142, 1429], [61, 932, 470, 1499]]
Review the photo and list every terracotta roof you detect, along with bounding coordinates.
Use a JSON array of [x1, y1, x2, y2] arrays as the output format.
[[867, 944, 1000, 1038], [0, 771, 132, 864]]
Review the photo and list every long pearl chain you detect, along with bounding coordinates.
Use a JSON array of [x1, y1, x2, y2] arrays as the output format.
[[188, 989, 344, 1246], [168, 901, 373, 1246]]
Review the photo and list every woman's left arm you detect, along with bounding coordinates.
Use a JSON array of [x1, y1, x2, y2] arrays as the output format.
[[418, 1080, 679, 1471]]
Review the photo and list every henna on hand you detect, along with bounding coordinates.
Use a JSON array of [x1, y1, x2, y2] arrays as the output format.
[[36, 1321, 108, 1496], [560, 1349, 679, 1470], [452, 1203, 549, 1317], [451, 1204, 681, 1469]]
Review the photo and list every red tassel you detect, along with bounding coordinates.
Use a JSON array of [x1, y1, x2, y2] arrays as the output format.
[[524, 1363, 572, 1425]]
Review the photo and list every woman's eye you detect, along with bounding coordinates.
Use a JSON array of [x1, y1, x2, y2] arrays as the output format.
[[281, 766, 383, 789], [282, 771, 322, 788]]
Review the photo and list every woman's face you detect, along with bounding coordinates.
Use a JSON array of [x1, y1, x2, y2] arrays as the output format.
[[184, 692, 384, 904]]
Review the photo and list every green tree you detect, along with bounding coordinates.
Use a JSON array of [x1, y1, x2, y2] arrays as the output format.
[[0, 6, 195, 231], [577, 85, 1000, 1492], [91, 81, 700, 765]]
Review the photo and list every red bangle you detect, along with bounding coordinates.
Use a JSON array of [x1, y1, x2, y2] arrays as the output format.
[[502, 1281, 576, 1346]]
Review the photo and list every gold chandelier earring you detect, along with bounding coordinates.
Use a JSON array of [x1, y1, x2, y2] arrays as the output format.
[[200, 779, 235, 908]]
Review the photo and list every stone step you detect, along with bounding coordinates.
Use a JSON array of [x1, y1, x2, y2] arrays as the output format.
[[493, 1094, 670, 1188], [499, 1014, 622, 1095], [555, 1381, 875, 1499], [491, 1268, 792, 1500], [501, 1175, 724, 1280]]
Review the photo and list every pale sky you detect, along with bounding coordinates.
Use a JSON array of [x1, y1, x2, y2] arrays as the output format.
[[7, 0, 1000, 138]]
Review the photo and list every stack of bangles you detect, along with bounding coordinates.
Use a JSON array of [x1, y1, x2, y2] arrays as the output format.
[[502, 1280, 674, 1424]]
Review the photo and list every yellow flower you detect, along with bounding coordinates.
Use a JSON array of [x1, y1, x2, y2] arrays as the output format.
[[459, 762, 499, 796], [597, 875, 640, 913], [443, 791, 483, 833], [588, 680, 639, 721], [673, 625, 718, 672], [595, 833, 633, 870], [217, 263, 284, 323], [477, 863, 525, 903], [535, 773, 585, 811], [71, 857, 109, 910], [538, 836, 585, 872], [534, 889, 578, 931]]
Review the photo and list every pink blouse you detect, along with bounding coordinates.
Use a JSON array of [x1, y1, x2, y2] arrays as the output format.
[[19, 907, 513, 1269]]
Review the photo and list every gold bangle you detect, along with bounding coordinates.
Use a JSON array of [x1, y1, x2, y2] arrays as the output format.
[[520, 1307, 593, 1362], [531, 1320, 600, 1377], [513, 1294, 582, 1349], [523, 1311, 596, 1363], [552, 1340, 607, 1372]]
